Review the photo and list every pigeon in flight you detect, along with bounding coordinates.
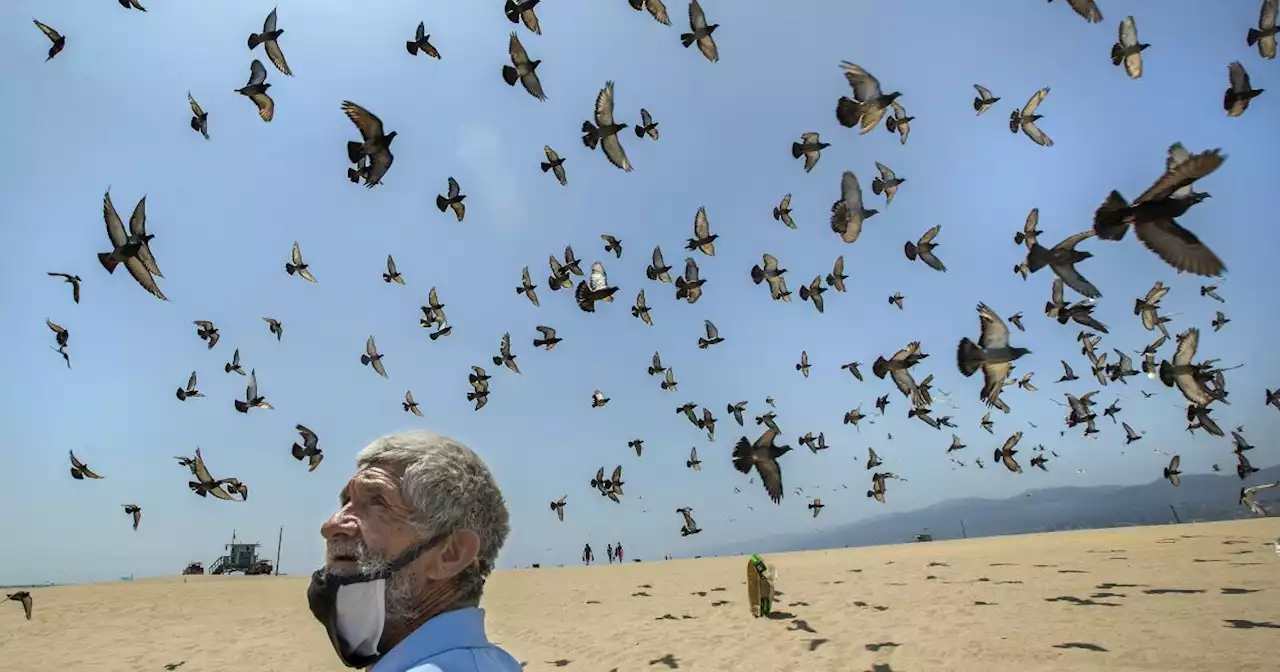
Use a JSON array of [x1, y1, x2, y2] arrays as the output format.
[[33, 20, 66, 61], [726, 402, 747, 426], [1249, 0, 1278, 59], [751, 253, 790, 301], [592, 389, 611, 408], [630, 0, 672, 26], [582, 81, 632, 172], [792, 133, 828, 173], [234, 370, 272, 413], [285, 241, 317, 283], [835, 62, 901, 133], [904, 224, 946, 272], [830, 171, 878, 244], [1092, 145, 1225, 276], [698, 320, 723, 348], [647, 246, 673, 283], [885, 100, 912, 145], [1027, 230, 1101, 299], [686, 207, 718, 256], [263, 317, 283, 342], [958, 303, 1031, 408], [248, 8, 292, 76], [681, 0, 719, 63], [732, 429, 792, 504], [176, 371, 204, 401], [601, 234, 623, 259], [826, 256, 847, 292], [1225, 61, 1264, 117], [406, 21, 441, 58], [1200, 284, 1225, 303], [773, 194, 796, 229], [382, 255, 405, 285], [291, 425, 323, 472], [541, 146, 567, 186], [225, 348, 245, 375], [69, 450, 104, 480], [235, 60, 274, 123], [517, 267, 541, 306], [6, 591, 33, 620], [1010, 87, 1053, 147], [677, 507, 702, 536], [674, 258, 704, 304], [98, 190, 166, 300], [505, 0, 542, 34], [46, 272, 82, 304], [871, 162, 905, 206], [342, 101, 396, 188], [631, 289, 652, 325], [1240, 481, 1278, 516], [796, 351, 811, 378], [1111, 16, 1149, 79], [122, 504, 143, 531], [868, 472, 888, 503], [403, 390, 423, 417], [436, 177, 467, 222], [842, 361, 864, 381], [188, 93, 209, 140], [533, 326, 561, 351], [493, 333, 520, 374], [192, 320, 220, 349], [575, 261, 620, 312], [798, 275, 826, 313], [550, 495, 567, 521], [995, 432, 1024, 473], [503, 32, 545, 101], [973, 84, 1000, 114], [635, 108, 660, 141]]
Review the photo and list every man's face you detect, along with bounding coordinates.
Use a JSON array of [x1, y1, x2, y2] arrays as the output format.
[[321, 466, 421, 575]]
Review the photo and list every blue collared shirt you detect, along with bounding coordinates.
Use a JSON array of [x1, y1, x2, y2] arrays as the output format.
[[372, 607, 522, 672]]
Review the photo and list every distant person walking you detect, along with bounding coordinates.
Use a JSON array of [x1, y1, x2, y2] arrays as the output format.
[[615, 542, 624, 563], [583, 543, 594, 565], [606, 543, 614, 564]]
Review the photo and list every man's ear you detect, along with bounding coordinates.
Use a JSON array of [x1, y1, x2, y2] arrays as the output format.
[[426, 529, 481, 580]]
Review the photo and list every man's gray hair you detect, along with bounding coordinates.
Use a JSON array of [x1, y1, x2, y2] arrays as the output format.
[[356, 431, 510, 601]]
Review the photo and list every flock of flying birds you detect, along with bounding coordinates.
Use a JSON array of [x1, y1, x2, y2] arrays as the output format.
[[25, 0, 1280, 575]]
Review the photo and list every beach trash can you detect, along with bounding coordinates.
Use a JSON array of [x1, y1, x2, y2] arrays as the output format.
[[747, 554, 773, 617]]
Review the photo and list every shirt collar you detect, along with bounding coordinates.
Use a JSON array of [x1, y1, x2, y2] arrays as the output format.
[[374, 606, 490, 670]]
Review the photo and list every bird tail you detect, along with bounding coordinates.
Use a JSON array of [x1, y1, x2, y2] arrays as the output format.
[[697, 339, 709, 350], [234, 400, 249, 413], [1158, 361, 1175, 388], [407, 41, 419, 55], [1110, 43, 1124, 66], [1025, 243, 1052, 272], [347, 167, 360, 183], [502, 65, 519, 86], [1247, 29, 1261, 46], [790, 142, 805, 159], [574, 281, 595, 313], [504, 0, 520, 22], [872, 356, 890, 380], [972, 97, 983, 112], [1009, 110, 1021, 133], [248, 33, 262, 50], [680, 31, 695, 47], [581, 121, 600, 149], [750, 265, 764, 285], [636, 125, 647, 139], [346, 141, 364, 164], [97, 252, 119, 274], [957, 338, 982, 377], [904, 241, 918, 261], [835, 97, 861, 128], [436, 194, 449, 212], [539, 161, 553, 173], [871, 177, 884, 195], [731, 438, 754, 474], [360, 355, 372, 366], [1093, 190, 1131, 240], [285, 263, 297, 275], [885, 115, 898, 133], [799, 285, 811, 301]]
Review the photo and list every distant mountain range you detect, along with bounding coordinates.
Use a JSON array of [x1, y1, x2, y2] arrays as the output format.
[[709, 464, 1279, 557]]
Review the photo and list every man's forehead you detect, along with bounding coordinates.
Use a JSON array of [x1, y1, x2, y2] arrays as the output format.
[[339, 465, 403, 499]]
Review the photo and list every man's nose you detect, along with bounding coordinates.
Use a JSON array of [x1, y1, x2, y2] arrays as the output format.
[[321, 508, 358, 540]]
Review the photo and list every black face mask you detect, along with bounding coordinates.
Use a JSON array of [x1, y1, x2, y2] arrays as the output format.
[[308, 532, 451, 669]]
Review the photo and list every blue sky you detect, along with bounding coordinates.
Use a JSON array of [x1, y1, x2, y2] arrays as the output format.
[[1, 0, 1276, 585]]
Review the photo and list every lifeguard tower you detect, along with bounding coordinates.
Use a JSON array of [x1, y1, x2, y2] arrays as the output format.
[[209, 530, 274, 575]]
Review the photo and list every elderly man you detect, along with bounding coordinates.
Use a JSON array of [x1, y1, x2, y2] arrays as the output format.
[[308, 431, 522, 671]]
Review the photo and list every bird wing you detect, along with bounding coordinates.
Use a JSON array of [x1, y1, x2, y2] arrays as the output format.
[[103, 191, 130, 248], [594, 81, 618, 126], [447, 177, 461, 199], [693, 206, 711, 241], [342, 100, 386, 144], [840, 61, 883, 103], [265, 39, 292, 77], [1137, 148, 1225, 203], [1021, 119, 1053, 147], [974, 84, 992, 98], [365, 147, 394, 188], [297, 424, 318, 450], [1119, 15, 1137, 47], [415, 21, 426, 41], [918, 223, 941, 246], [1066, 0, 1103, 23], [589, 261, 608, 291], [757, 457, 784, 504], [1229, 61, 1251, 93], [1021, 87, 1049, 116], [875, 162, 895, 181], [611, 465, 623, 483], [386, 255, 398, 277], [188, 92, 204, 118], [128, 197, 162, 277], [1264, 0, 1279, 30], [840, 170, 865, 214], [889, 367, 919, 401], [976, 303, 1010, 349], [704, 320, 718, 339], [1022, 208, 1040, 248], [34, 19, 61, 42], [263, 7, 278, 32], [652, 351, 663, 370], [193, 448, 216, 484], [648, 0, 672, 25], [246, 59, 268, 88], [683, 257, 699, 282], [689, 0, 708, 30], [509, 31, 530, 66], [123, 257, 166, 300], [697, 32, 719, 63], [601, 134, 632, 172], [1134, 219, 1225, 277]]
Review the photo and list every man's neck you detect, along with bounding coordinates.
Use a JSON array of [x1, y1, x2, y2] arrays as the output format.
[[382, 596, 476, 652]]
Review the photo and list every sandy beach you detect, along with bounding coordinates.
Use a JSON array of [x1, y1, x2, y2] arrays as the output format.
[[3, 519, 1277, 671]]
